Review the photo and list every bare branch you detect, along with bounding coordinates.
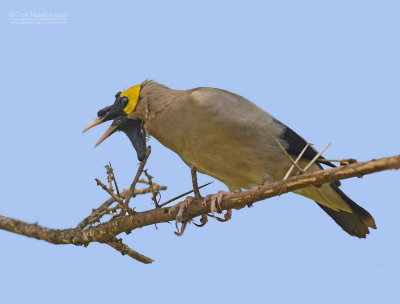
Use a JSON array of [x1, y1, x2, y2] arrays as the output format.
[[77, 186, 168, 230], [95, 178, 123, 204], [124, 146, 152, 208], [76, 197, 114, 229], [105, 164, 114, 191], [0, 154, 399, 263], [107, 162, 120, 196], [144, 169, 160, 208], [318, 158, 358, 166], [106, 237, 154, 264]]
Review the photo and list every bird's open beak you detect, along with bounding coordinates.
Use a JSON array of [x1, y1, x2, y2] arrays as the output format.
[[82, 117, 105, 134], [82, 117, 118, 148], [83, 114, 147, 161], [94, 124, 117, 148]]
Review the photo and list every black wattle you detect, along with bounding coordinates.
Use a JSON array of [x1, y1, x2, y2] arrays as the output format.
[[121, 119, 147, 161]]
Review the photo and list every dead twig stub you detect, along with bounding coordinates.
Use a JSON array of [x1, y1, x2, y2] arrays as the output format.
[[144, 169, 160, 208]]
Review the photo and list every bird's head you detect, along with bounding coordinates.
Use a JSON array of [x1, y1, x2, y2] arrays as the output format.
[[82, 84, 147, 161]]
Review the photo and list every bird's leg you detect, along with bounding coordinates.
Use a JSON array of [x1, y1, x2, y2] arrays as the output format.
[[168, 167, 209, 235], [191, 167, 202, 201], [190, 166, 210, 228], [170, 167, 215, 235], [203, 191, 232, 222]]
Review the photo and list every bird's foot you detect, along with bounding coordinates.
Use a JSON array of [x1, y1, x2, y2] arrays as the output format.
[[193, 214, 208, 227], [203, 191, 232, 222], [169, 196, 194, 222], [169, 196, 195, 236]]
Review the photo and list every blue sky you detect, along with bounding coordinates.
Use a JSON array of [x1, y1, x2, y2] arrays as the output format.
[[1, 1, 400, 303]]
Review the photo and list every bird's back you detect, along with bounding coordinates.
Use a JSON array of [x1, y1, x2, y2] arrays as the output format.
[[144, 86, 289, 190]]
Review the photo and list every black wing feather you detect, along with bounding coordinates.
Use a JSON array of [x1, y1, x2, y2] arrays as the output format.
[[275, 119, 335, 167]]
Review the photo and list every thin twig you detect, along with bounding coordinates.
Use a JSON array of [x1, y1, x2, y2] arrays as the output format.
[[191, 167, 201, 200], [108, 162, 120, 196], [273, 137, 305, 173], [159, 182, 213, 207], [318, 158, 357, 166], [76, 197, 115, 229], [79, 205, 120, 229], [117, 186, 167, 198], [95, 179, 123, 204], [303, 143, 331, 172], [126, 186, 167, 196], [144, 169, 160, 208], [105, 164, 114, 191], [95, 178, 131, 215], [283, 143, 310, 180], [106, 206, 119, 215], [106, 237, 154, 264], [124, 146, 152, 208]]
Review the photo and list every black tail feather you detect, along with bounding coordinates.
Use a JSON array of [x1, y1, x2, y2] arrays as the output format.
[[317, 183, 376, 238]]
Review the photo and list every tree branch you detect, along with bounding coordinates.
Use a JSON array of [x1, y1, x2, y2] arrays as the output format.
[[1, 154, 399, 263], [106, 237, 154, 264]]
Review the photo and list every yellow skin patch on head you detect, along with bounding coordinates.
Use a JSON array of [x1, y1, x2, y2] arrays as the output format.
[[121, 84, 141, 114]]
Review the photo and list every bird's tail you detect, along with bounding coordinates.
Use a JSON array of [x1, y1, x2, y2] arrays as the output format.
[[317, 183, 376, 238], [294, 182, 376, 238]]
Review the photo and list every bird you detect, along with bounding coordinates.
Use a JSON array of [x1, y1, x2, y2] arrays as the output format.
[[83, 80, 376, 238]]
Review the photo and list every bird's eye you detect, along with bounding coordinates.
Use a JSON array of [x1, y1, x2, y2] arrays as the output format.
[[120, 96, 129, 108], [115, 91, 121, 99]]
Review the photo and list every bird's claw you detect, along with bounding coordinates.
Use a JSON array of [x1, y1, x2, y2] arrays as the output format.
[[169, 196, 195, 236], [219, 208, 232, 222], [170, 190, 232, 235], [169, 196, 194, 222], [203, 191, 232, 222], [204, 190, 228, 216], [193, 214, 208, 227], [174, 220, 188, 236]]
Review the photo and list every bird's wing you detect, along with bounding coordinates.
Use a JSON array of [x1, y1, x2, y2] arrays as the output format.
[[275, 120, 336, 167]]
